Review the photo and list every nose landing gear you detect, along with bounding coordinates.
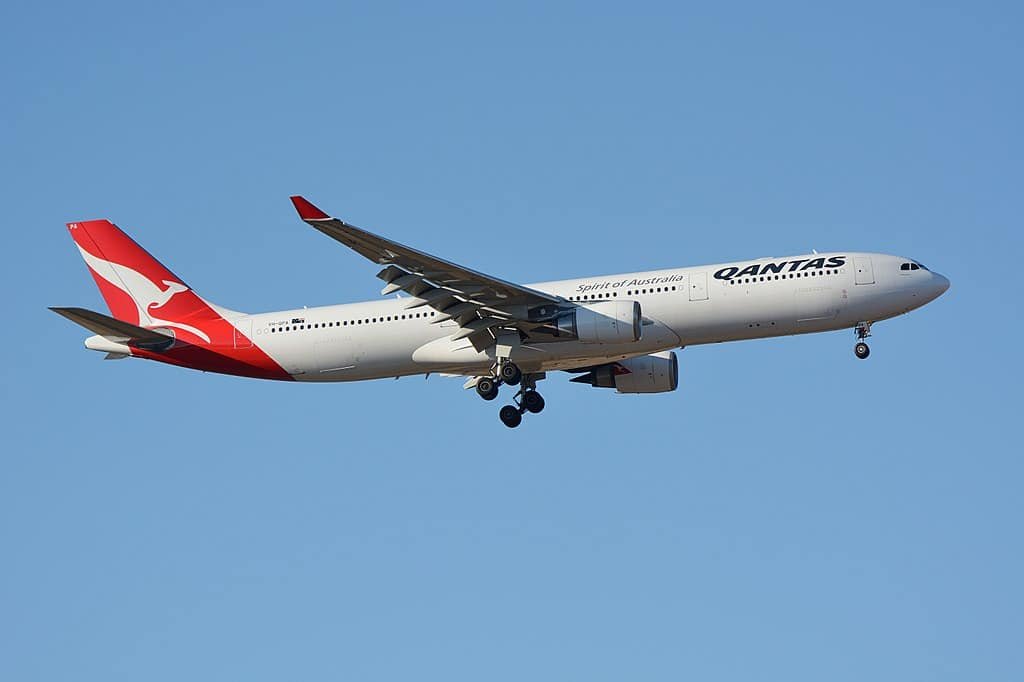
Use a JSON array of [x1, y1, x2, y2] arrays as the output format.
[[854, 322, 872, 359]]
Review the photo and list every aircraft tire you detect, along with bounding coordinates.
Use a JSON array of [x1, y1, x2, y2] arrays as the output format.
[[476, 377, 499, 400], [522, 390, 545, 414], [500, 362, 522, 386], [499, 405, 523, 428]]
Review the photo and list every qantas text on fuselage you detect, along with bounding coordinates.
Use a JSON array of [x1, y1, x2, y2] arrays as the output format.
[[51, 196, 950, 428]]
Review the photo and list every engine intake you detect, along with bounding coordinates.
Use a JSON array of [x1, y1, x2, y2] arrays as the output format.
[[571, 351, 679, 393], [555, 300, 641, 344]]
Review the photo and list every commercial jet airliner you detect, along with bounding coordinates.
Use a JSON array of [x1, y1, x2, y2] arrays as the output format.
[[52, 196, 950, 427]]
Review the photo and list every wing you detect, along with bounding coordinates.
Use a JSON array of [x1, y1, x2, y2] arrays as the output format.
[[290, 196, 566, 349]]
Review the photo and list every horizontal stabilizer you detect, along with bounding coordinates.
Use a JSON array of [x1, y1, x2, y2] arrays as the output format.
[[50, 307, 174, 347]]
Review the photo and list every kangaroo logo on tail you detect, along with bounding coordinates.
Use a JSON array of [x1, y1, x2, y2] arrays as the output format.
[[151, 280, 190, 309], [76, 245, 213, 343]]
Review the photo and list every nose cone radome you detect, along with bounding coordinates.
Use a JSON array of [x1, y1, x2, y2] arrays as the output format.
[[929, 272, 950, 301]]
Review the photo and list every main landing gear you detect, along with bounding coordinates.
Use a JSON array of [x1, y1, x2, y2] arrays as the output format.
[[476, 362, 546, 428], [499, 383, 545, 428], [854, 322, 872, 359]]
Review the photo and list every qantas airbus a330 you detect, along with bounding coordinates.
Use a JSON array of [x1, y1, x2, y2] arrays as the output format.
[[52, 196, 950, 427]]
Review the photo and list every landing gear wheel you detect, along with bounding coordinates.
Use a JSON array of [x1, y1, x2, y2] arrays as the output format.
[[499, 405, 523, 428], [855, 342, 870, 359], [522, 390, 545, 414], [499, 362, 522, 386], [476, 377, 499, 401]]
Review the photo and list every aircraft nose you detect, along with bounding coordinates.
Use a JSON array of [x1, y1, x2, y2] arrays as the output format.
[[931, 272, 950, 299]]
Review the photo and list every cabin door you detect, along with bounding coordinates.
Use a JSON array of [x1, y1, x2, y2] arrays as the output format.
[[854, 256, 875, 285]]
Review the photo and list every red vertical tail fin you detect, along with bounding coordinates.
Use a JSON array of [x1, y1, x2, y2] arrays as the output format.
[[67, 219, 237, 344]]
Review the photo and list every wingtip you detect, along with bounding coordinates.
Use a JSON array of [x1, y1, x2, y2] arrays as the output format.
[[289, 195, 330, 221]]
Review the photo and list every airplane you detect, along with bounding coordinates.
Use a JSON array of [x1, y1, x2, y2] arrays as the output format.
[[51, 195, 950, 427]]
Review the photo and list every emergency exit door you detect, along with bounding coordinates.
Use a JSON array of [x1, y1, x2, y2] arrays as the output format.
[[689, 272, 708, 301]]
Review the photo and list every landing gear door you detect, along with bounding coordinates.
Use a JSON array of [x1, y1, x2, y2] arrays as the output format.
[[233, 318, 253, 349], [854, 256, 875, 285], [689, 272, 708, 301]]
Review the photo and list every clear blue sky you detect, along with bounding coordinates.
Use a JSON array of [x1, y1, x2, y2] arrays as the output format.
[[3, 2, 1021, 680]]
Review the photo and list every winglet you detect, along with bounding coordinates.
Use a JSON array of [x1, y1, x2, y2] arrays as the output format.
[[290, 195, 330, 221]]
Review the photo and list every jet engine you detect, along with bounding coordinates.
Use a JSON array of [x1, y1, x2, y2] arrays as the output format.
[[554, 300, 641, 344], [571, 351, 679, 393]]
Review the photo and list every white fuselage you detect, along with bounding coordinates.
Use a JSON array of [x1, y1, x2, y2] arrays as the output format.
[[241, 252, 949, 381]]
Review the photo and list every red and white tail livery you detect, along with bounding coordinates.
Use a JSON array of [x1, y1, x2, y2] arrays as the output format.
[[58, 219, 289, 379]]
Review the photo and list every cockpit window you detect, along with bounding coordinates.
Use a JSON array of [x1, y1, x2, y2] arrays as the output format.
[[901, 263, 910, 271], [901, 262, 926, 271]]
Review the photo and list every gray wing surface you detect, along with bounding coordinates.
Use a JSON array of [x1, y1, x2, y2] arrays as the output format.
[[290, 196, 566, 349]]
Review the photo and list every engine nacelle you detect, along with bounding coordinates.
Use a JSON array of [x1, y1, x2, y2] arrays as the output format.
[[572, 351, 679, 394], [555, 300, 641, 344]]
